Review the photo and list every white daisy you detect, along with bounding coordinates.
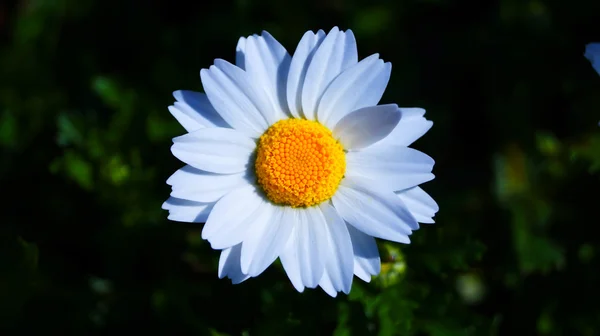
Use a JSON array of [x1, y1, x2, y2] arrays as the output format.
[[163, 27, 438, 297], [585, 43, 600, 76]]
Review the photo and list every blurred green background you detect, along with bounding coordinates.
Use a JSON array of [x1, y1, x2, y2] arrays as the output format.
[[2, 0, 600, 334]]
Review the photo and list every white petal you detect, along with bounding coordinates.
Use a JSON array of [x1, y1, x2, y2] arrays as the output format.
[[280, 207, 327, 289], [167, 165, 252, 202], [301, 27, 358, 120], [200, 59, 275, 137], [347, 225, 380, 282], [279, 218, 305, 293], [171, 127, 255, 174], [241, 206, 293, 277], [318, 54, 391, 129], [236, 37, 246, 70], [168, 105, 202, 133], [168, 90, 228, 133], [346, 145, 434, 191], [585, 42, 600, 76], [210, 204, 274, 251], [286, 30, 326, 119], [218, 244, 250, 284], [371, 108, 433, 147], [319, 203, 353, 294], [162, 197, 214, 223], [318, 272, 338, 298], [396, 186, 438, 224], [202, 185, 267, 249], [333, 104, 400, 150], [332, 177, 418, 244], [244, 32, 292, 119]]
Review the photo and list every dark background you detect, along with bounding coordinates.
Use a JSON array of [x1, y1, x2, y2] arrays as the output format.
[[2, 0, 600, 335]]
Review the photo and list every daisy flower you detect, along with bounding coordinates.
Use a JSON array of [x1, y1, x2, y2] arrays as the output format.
[[585, 43, 600, 76], [163, 27, 438, 297]]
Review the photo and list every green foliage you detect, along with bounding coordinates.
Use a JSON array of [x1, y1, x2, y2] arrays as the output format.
[[1, 0, 600, 335]]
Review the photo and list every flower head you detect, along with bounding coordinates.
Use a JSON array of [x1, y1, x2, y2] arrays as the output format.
[[585, 43, 600, 76], [163, 27, 438, 296]]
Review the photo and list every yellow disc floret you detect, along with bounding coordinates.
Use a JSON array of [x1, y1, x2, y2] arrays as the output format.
[[255, 119, 346, 207]]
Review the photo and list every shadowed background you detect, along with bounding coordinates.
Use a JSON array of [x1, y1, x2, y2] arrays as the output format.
[[1, 0, 600, 334]]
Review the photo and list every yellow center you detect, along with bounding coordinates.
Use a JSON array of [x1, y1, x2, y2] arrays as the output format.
[[254, 119, 346, 207]]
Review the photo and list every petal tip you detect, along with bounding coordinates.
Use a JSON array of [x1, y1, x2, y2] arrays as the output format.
[[231, 277, 248, 285], [172, 90, 183, 100], [261, 30, 274, 38], [329, 26, 340, 35], [199, 68, 209, 79]]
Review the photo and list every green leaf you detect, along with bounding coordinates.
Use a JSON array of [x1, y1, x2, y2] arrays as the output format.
[[64, 151, 94, 190], [0, 110, 17, 147], [92, 76, 123, 108]]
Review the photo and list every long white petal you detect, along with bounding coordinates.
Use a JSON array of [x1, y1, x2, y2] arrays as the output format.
[[200, 59, 275, 137], [298, 207, 328, 288], [347, 225, 380, 282], [171, 127, 255, 174], [167, 165, 252, 202], [318, 272, 338, 297], [210, 204, 273, 251], [345, 144, 434, 191], [332, 177, 418, 244], [241, 206, 294, 277], [333, 104, 400, 150], [280, 217, 305, 293], [585, 42, 600, 76], [370, 108, 433, 148], [235, 37, 246, 70], [280, 207, 327, 289], [301, 27, 358, 120], [201, 185, 266, 249], [319, 203, 353, 294], [162, 197, 214, 223], [396, 186, 438, 224], [287, 30, 326, 119], [244, 31, 292, 119], [218, 244, 250, 284], [168, 90, 228, 132], [318, 54, 391, 129]]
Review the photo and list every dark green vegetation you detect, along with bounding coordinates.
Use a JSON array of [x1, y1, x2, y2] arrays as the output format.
[[1, 0, 599, 334]]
